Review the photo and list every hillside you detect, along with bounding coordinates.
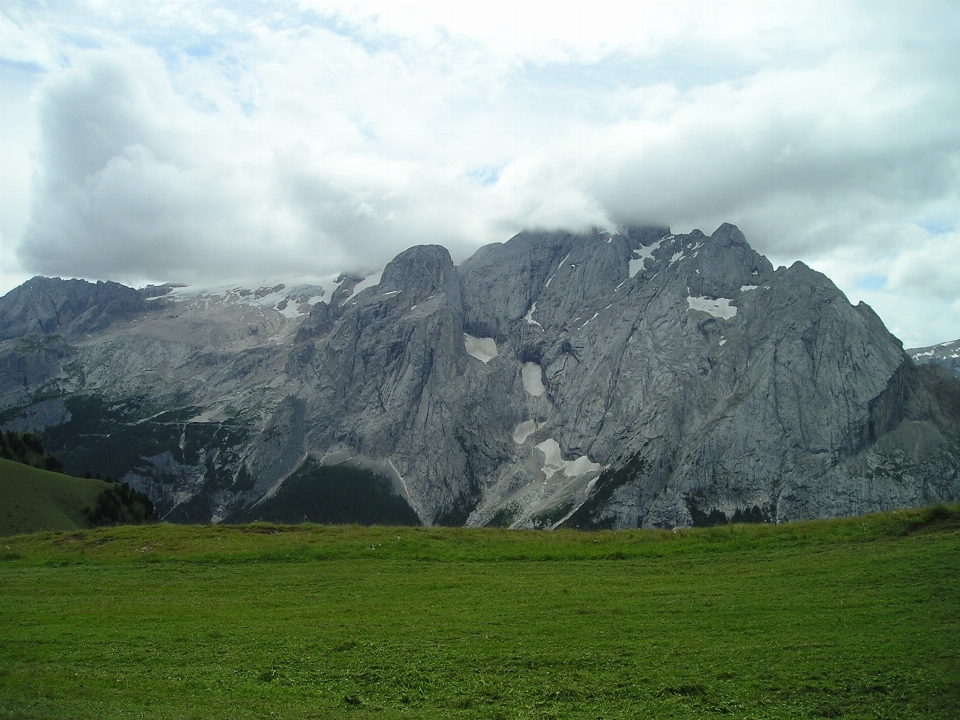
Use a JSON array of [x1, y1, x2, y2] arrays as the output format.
[[1, 506, 958, 718], [0, 457, 109, 535]]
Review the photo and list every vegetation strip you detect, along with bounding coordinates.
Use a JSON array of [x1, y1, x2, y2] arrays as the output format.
[[1, 506, 958, 718]]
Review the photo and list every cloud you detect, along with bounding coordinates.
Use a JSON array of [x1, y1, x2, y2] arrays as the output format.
[[6, 1, 960, 345], [20, 47, 311, 284]]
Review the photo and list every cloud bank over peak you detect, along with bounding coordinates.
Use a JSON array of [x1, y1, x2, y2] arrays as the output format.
[[2, 1, 959, 346]]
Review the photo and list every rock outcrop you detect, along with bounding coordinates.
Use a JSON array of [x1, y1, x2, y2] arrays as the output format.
[[2, 225, 958, 527]]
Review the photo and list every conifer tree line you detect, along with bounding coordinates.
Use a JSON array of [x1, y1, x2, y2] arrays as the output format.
[[1, 430, 156, 526], [83, 481, 155, 526], [0, 430, 63, 472]]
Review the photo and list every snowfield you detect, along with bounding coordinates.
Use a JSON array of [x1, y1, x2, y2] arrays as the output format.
[[686, 295, 737, 320]]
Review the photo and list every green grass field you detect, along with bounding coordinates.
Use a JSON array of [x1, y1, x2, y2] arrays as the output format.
[[1, 506, 959, 719], [0, 457, 111, 536]]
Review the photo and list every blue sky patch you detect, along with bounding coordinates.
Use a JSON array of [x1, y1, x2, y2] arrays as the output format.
[[464, 167, 501, 186], [857, 274, 887, 292]]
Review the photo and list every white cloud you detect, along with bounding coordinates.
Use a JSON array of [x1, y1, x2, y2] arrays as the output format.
[[2, 0, 959, 345]]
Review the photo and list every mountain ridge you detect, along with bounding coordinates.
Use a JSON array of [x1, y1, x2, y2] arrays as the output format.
[[909, 338, 960, 380], [2, 223, 958, 528]]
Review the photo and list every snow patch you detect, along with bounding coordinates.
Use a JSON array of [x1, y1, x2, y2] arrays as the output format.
[[187, 408, 220, 423], [740, 285, 758, 292], [464, 334, 498, 363], [581, 311, 600, 328], [346, 271, 383, 301], [671, 251, 684, 264], [512, 420, 538, 444], [687, 296, 737, 320], [521, 362, 546, 397], [524, 302, 543, 330], [565, 455, 602, 477], [544, 252, 571, 289], [535, 439, 602, 479], [276, 300, 302, 319], [628, 239, 663, 278]]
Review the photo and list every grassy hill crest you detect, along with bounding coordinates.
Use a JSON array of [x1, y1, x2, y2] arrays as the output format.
[[0, 457, 111, 536], [1, 437, 155, 536]]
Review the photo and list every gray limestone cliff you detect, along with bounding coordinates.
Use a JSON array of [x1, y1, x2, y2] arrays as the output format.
[[1, 224, 958, 527], [0, 276, 149, 341]]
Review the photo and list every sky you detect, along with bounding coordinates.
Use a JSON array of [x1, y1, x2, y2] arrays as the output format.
[[1, 0, 958, 348]]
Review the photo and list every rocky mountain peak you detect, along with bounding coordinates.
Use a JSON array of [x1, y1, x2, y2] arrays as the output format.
[[379, 244, 460, 306], [709, 222, 747, 245]]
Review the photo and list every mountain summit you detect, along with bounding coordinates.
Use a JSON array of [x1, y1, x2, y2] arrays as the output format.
[[2, 224, 958, 528]]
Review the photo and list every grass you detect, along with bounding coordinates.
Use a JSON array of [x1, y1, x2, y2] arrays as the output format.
[[1, 505, 959, 718], [0, 458, 111, 536]]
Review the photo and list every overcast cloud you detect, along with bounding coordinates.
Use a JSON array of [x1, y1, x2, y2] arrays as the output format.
[[0, 0, 958, 347]]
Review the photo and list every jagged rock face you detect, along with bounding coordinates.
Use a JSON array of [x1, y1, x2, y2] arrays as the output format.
[[909, 338, 960, 380], [453, 223, 955, 528], [280, 245, 517, 523], [1, 225, 958, 528], [0, 276, 146, 341]]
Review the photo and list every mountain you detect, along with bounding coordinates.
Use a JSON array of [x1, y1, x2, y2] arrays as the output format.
[[2, 224, 959, 529], [909, 338, 960, 380]]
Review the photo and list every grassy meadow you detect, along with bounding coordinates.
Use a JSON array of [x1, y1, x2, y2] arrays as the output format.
[[0, 457, 110, 536], [1, 506, 959, 719]]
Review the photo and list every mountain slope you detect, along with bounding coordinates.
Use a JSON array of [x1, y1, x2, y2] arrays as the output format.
[[909, 338, 960, 379], [0, 457, 108, 535], [1, 224, 958, 528]]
